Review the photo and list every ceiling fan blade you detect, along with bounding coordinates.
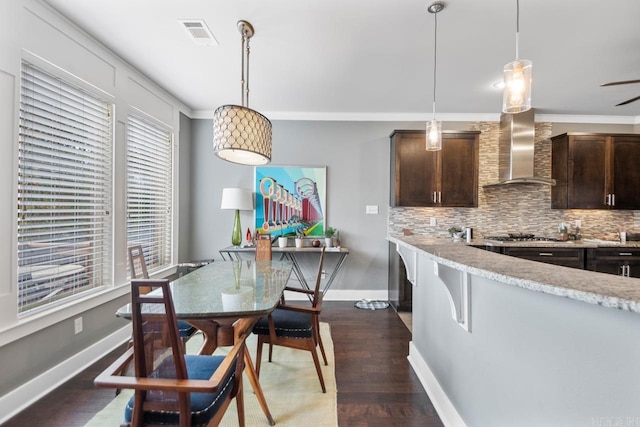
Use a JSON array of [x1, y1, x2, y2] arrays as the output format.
[[615, 95, 640, 106], [601, 79, 640, 87]]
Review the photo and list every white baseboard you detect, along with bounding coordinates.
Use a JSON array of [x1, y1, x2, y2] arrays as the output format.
[[0, 325, 131, 425], [408, 341, 467, 427]]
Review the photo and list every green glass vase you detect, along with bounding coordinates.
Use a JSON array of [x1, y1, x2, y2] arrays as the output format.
[[231, 209, 242, 246]]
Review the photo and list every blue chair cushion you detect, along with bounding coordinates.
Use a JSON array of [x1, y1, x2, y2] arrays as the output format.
[[252, 308, 313, 339], [177, 320, 196, 338], [124, 354, 236, 427]]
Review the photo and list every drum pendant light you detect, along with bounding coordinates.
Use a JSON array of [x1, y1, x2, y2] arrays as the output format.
[[426, 2, 444, 151], [213, 20, 272, 165], [502, 0, 532, 113]]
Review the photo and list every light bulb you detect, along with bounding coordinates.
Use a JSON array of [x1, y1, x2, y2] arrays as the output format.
[[502, 59, 532, 113], [426, 119, 442, 151]]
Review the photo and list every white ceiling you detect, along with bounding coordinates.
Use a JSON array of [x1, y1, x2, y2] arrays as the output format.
[[43, 0, 640, 121]]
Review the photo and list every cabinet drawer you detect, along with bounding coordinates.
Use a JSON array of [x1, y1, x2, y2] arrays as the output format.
[[586, 248, 640, 277], [503, 247, 585, 269], [588, 248, 640, 261]]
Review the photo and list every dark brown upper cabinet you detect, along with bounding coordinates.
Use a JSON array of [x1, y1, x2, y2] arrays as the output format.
[[551, 133, 640, 209], [390, 130, 480, 207]]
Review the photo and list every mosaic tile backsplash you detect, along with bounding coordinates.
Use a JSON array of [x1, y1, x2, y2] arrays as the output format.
[[388, 122, 639, 240]]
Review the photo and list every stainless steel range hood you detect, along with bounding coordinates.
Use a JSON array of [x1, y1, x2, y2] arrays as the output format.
[[484, 108, 556, 187]]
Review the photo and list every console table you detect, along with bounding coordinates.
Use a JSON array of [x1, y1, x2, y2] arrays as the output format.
[[219, 245, 349, 294]]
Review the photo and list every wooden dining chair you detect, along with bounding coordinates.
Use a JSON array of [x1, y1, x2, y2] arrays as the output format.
[[128, 245, 149, 279], [95, 279, 246, 427], [128, 245, 197, 343], [255, 233, 272, 261], [252, 247, 328, 392]]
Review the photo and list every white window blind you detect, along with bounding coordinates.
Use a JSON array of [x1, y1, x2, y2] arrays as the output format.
[[18, 62, 113, 314], [126, 115, 173, 273]]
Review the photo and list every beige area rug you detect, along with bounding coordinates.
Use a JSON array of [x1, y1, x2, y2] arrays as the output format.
[[86, 322, 337, 427]]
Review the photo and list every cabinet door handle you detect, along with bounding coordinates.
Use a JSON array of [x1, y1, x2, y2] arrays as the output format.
[[438, 192, 441, 203], [538, 252, 554, 256], [612, 194, 615, 206], [628, 265, 631, 277], [606, 194, 611, 206], [619, 252, 633, 256], [433, 191, 437, 203], [621, 265, 630, 277]]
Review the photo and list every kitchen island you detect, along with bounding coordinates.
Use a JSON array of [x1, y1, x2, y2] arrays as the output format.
[[388, 235, 640, 427]]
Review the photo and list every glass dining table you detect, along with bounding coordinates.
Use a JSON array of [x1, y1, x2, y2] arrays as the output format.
[[116, 259, 293, 426]]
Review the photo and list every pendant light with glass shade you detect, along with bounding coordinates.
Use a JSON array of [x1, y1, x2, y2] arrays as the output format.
[[502, 0, 532, 113], [213, 20, 272, 165], [426, 2, 444, 151]]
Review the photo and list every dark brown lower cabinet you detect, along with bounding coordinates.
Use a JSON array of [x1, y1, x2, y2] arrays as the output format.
[[586, 248, 640, 278], [502, 247, 585, 269]]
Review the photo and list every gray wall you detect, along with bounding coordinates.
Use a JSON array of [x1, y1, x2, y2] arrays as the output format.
[[0, 296, 129, 395], [0, 0, 188, 403], [187, 119, 424, 294]]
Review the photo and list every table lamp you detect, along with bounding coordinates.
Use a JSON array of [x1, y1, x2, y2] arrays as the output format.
[[221, 188, 253, 246]]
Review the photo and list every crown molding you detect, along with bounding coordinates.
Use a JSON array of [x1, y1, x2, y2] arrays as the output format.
[[189, 109, 640, 124]]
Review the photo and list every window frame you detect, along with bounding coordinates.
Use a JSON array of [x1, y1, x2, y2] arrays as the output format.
[[125, 113, 175, 277], [17, 61, 114, 316]]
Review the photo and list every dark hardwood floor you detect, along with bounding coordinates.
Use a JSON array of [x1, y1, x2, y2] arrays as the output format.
[[4, 301, 442, 427]]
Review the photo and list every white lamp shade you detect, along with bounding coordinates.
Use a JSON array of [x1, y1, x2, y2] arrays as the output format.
[[221, 188, 253, 211], [213, 105, 272, 165], [502, 59, 532, 114]]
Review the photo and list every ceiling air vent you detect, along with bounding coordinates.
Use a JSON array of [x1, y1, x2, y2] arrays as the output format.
[[178, 20, 218, 46]]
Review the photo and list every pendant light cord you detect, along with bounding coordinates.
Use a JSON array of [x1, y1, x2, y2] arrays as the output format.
[[245, 35, 251, 107], [239, 26, 252, 107], [432, 10, 438, 120], [240, 31, 245, 106], [515, 0, 520, 60]]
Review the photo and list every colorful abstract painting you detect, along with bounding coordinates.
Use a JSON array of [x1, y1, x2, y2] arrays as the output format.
[[254, 166, 326, 237]]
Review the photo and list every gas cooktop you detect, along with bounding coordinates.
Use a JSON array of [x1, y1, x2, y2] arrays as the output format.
[[484, 234, 562, 242]]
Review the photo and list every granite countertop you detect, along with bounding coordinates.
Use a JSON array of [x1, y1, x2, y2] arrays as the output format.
[[388, 234, 640, 313]]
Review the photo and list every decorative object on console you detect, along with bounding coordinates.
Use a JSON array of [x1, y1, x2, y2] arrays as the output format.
[[324, 227, 337, 247], [295, 227, 305, 248], [213, 20, 272, 165], [426, 2, 444, 151], [221, 188, 253, 246], [502, 0, 532, 113]]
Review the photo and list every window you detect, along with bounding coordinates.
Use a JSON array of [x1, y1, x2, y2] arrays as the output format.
[[18, 62, 113, 314], [126, 115, 173, 273]]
